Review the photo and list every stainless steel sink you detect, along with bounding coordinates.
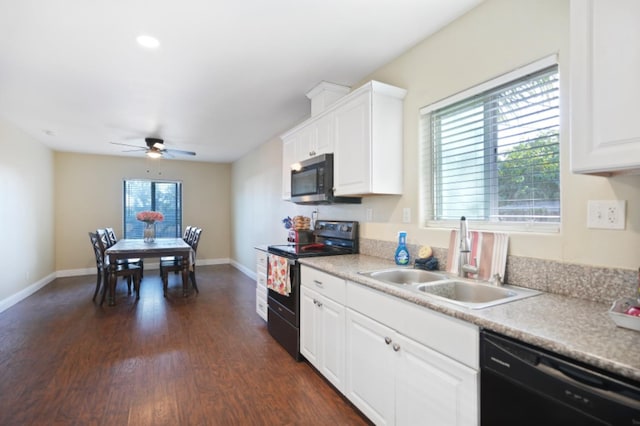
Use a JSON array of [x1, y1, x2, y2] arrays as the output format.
[[358, 267, 541, 309], [358, 268, 447, 285], [415, 280, 540, 309]]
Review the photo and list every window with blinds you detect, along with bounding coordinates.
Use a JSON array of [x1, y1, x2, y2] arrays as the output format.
[[123, 180, 183, 239], [420, 57, 560, 230]]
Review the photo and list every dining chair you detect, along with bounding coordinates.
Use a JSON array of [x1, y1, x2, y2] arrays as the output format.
[[160, 227, 202, 296], [103, 227, 144, 277], [94, 230, 142, 305], [159, 225, 192, 266], [88, 231, 106, 301]]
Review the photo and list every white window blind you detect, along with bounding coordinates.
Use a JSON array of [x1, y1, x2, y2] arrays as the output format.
[[123, 180, 183, 238], [420, 59, 560, 229]]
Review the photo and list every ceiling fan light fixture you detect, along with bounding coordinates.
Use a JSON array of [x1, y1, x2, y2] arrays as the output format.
[[146, 150, 162, 159], [136, 34, 160, 49]]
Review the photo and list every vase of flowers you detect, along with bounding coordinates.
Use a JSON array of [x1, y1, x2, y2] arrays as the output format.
[[136, 211, 164, 243]]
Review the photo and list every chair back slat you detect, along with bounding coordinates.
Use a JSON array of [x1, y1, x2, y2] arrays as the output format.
[[105, 227, 118, 246], [182, 226, 192, 241], [190, 228, 203, 253], [88, 232, 104, 268], [96, 229, 111, 255]]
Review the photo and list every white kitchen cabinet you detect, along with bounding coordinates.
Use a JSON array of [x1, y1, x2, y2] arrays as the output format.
[[281, 114, 334, 200], [570, 0, 640, 175], [394, 333, 477, 426], [255, 249, 268, 321], [334, 81, 406, 196], [281, 137, 296, 200], [346, 308, 396, 425], [300, 266, 346, 393], [346, 281, 479, 426], [281, 80, 406, 200]]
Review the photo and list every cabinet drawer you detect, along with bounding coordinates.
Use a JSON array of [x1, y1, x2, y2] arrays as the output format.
[[301, 265, 346, 304], [256, 287, 267, 321], [256, 265, 267, 289], [347, 281, 478, 369], [256, 250, 268, 268]]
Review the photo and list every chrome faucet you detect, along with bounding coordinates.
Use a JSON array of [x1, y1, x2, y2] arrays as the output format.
[[458, 216, 478, 278]]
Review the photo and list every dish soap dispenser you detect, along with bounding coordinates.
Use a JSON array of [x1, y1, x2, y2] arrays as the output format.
[[395, 231, 410, 265]]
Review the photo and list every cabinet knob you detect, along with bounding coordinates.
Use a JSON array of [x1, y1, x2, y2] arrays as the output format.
[[384, 337, 392, 345], [392, 343, 401, 352], [317, 302, 323, 307]]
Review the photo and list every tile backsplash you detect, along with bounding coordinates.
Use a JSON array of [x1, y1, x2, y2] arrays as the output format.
[[359, 238, 637, 305]]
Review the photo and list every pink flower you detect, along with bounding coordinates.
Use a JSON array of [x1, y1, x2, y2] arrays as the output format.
[[136, 211, 164, 223]]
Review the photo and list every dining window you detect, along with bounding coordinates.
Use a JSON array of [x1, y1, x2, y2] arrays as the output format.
[[123, 180, 183, 238], [420, 56, 560, 232]]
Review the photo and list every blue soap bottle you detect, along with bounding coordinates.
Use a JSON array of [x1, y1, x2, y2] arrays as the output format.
[[395, 231, 410, 265]]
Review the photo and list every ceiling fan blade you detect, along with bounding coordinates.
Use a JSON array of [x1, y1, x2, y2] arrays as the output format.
[[110, 141, 146, 149], [122, 148, 148, 153], [165, 148, 196, 156]]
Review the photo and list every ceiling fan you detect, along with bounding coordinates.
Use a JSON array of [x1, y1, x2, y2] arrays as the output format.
[[110, 137, 196, 159]]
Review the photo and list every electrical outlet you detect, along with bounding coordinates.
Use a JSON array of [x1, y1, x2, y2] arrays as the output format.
[[587, 200, 626, 230], [365, 208, 373, 221], [402, 207, 411, 223]]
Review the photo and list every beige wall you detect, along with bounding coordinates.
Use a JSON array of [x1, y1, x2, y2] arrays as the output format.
[[0, 118, 55, 301], [55, 152, 232, 271], [232, 0, 640, 274]]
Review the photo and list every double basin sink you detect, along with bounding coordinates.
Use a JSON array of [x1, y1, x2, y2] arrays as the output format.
[[358, 268, 540, 309]]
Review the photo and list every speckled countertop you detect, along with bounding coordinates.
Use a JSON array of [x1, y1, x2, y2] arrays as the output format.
[[299, 254, 640, 382]]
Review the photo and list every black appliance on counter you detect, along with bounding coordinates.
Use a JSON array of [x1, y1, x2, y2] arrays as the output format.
[[481, 329, 640, 425], [267, 220, 358, 360]]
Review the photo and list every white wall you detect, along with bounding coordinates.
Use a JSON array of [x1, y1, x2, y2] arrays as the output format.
[[0, 117, 55, 304], [232, 0, 640, 274]]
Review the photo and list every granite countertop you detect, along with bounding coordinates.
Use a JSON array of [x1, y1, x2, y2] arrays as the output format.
[[299, 254, 640, 382]]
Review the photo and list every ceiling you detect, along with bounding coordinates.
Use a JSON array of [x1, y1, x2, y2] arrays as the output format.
[[0, 0, 482, 163]]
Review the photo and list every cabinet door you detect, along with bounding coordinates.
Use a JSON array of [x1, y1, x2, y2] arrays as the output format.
[[318, 295, 345, 393], [346, 308, 395, 426], [282, 136, 297, 199], [395, 334, 478, 426], [314, 113, 334, 156], [300, 286, 320, 368], [334, 91, 371, 196], [570, 0, 640, 175]]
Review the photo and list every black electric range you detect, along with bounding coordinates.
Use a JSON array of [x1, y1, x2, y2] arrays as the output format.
[[266, 220, 358, 360]]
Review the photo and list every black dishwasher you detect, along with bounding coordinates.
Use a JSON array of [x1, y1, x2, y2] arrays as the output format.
[[480, 330, 640, 425]]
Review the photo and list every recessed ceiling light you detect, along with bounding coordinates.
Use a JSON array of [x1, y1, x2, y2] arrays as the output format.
[[136, 35, 160, 49]]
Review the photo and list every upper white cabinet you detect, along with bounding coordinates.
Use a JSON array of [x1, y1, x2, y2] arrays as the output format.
[[281, 80, 406, 200], [334, 81, 406, 196], [570, 0, 640, 175], [281, 113, 334, 200]]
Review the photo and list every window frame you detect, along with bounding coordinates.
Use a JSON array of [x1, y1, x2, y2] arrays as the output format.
[[122, 179, 184, 239], [419, 55, 561, 233]]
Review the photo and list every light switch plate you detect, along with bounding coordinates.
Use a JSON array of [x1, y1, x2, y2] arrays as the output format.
[[402, 207, 411, 223]]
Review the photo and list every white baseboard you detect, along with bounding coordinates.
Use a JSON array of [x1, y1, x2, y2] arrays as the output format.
[[0, 273, 56, 314], [0, 258, 234, 313], [230, 259, 256, 280]]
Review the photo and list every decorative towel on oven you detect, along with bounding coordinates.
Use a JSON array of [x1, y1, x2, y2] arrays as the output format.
[[267, 254, 291, 296]]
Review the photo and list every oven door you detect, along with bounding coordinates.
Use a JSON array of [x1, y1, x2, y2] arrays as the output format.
[[267, 258, 299, 325]]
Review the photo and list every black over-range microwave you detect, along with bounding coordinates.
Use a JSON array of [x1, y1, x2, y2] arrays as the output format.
[[290, 153, 361, 205]]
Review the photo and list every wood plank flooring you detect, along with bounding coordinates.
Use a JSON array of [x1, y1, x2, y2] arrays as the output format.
[[0, 265, 370, 425]]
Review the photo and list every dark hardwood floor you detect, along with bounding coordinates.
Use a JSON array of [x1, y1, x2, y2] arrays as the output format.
[[0, 265, 370, 425]]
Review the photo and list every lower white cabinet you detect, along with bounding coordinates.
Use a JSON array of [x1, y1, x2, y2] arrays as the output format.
[[346, 281, 479, 426], [300, 266, 346, 393], [299, 267, 479, 425], [255, 249, 268, 321]]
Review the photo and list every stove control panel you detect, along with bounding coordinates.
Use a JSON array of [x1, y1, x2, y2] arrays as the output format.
[[314, 220, 358, 240]]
